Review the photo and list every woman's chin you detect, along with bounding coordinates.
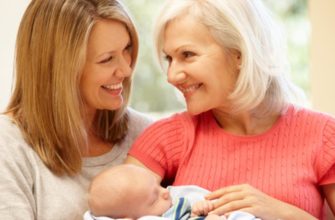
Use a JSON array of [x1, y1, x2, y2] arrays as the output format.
[[186, 107, 204, 116]]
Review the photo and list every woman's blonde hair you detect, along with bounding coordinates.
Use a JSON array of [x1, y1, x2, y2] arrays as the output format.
[[6, 0, 139, 175], [154, 0, 305, 116]]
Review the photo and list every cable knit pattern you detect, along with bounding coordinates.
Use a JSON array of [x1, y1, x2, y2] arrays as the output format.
[[318, 118, 335, 184], [129, 106, 335, 219]]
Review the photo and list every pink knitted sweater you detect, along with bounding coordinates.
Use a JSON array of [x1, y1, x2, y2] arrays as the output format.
[[129, 106, 335, 218]]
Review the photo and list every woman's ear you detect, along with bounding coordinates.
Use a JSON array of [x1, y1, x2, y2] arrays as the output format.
[[230, 50, 242, 70]]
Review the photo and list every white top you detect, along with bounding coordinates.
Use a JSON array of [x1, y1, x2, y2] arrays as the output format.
[[0, 108, 153, 220]]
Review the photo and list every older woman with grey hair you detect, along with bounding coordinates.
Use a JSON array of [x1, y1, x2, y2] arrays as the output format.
[[126, 0, 335, 219]]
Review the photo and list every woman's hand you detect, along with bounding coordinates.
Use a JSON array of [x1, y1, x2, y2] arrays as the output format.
[[205, 184, 317, 220]]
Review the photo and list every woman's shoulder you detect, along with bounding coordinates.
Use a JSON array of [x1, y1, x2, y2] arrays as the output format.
[[127, 107, 154, 128], [288, 105, 335, 124], [0, 115, 37, 174], [283, 106, 335, 141], [0, 114, 32, 151], [124, 108, 155, 143], [0, 114, 24, 144]]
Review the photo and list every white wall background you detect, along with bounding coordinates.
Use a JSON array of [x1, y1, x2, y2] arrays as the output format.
[[310, 0, 335, 115], [0, 1, 29, 111]]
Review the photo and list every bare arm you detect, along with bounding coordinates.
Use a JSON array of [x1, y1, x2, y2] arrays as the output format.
[[323, 183, 335, 216], [125, 156, 162, 183]]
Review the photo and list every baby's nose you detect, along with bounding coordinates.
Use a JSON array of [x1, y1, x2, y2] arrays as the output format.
[[161, 188, 170, 200]]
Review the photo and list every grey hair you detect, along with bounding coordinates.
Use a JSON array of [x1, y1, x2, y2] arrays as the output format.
[[154, 0, 306, 116]]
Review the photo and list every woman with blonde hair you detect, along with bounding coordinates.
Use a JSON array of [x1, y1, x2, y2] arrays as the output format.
[[127, 0, 335, 219], [0, 0, 151, 219]]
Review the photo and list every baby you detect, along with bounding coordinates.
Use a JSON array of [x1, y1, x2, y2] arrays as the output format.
[[85, 164, 259, 220]]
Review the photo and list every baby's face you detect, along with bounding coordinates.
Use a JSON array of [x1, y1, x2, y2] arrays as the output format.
[[132, 170, 172, 217]]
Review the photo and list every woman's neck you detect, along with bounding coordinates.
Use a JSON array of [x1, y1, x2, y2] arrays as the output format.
[[211, 109, 280, 136], [82, 112, 113, 157], [83, 132, 113, 157]]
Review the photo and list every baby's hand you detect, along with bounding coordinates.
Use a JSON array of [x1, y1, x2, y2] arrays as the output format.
[[205, 214, 226, 220], [191, 200, 215, 216], [115, 219, 133, 220]]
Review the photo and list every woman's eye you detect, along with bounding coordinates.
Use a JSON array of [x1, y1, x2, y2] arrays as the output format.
[[164, 55, 172, 63], [124, 43, 133, 52], [182, 51, 195, 58], [99, 56, 113, 64]]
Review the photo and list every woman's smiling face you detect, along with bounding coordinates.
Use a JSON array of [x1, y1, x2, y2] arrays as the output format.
[[80, 19, 133, 116], [163, 15, 240, 115]]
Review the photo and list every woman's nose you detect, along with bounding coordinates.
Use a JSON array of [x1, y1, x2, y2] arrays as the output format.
[[115, 54, 132, 78], [167, 64, 187, 85]]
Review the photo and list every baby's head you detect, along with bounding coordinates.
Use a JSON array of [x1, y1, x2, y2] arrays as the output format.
[[88, 164, 172, 218]]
